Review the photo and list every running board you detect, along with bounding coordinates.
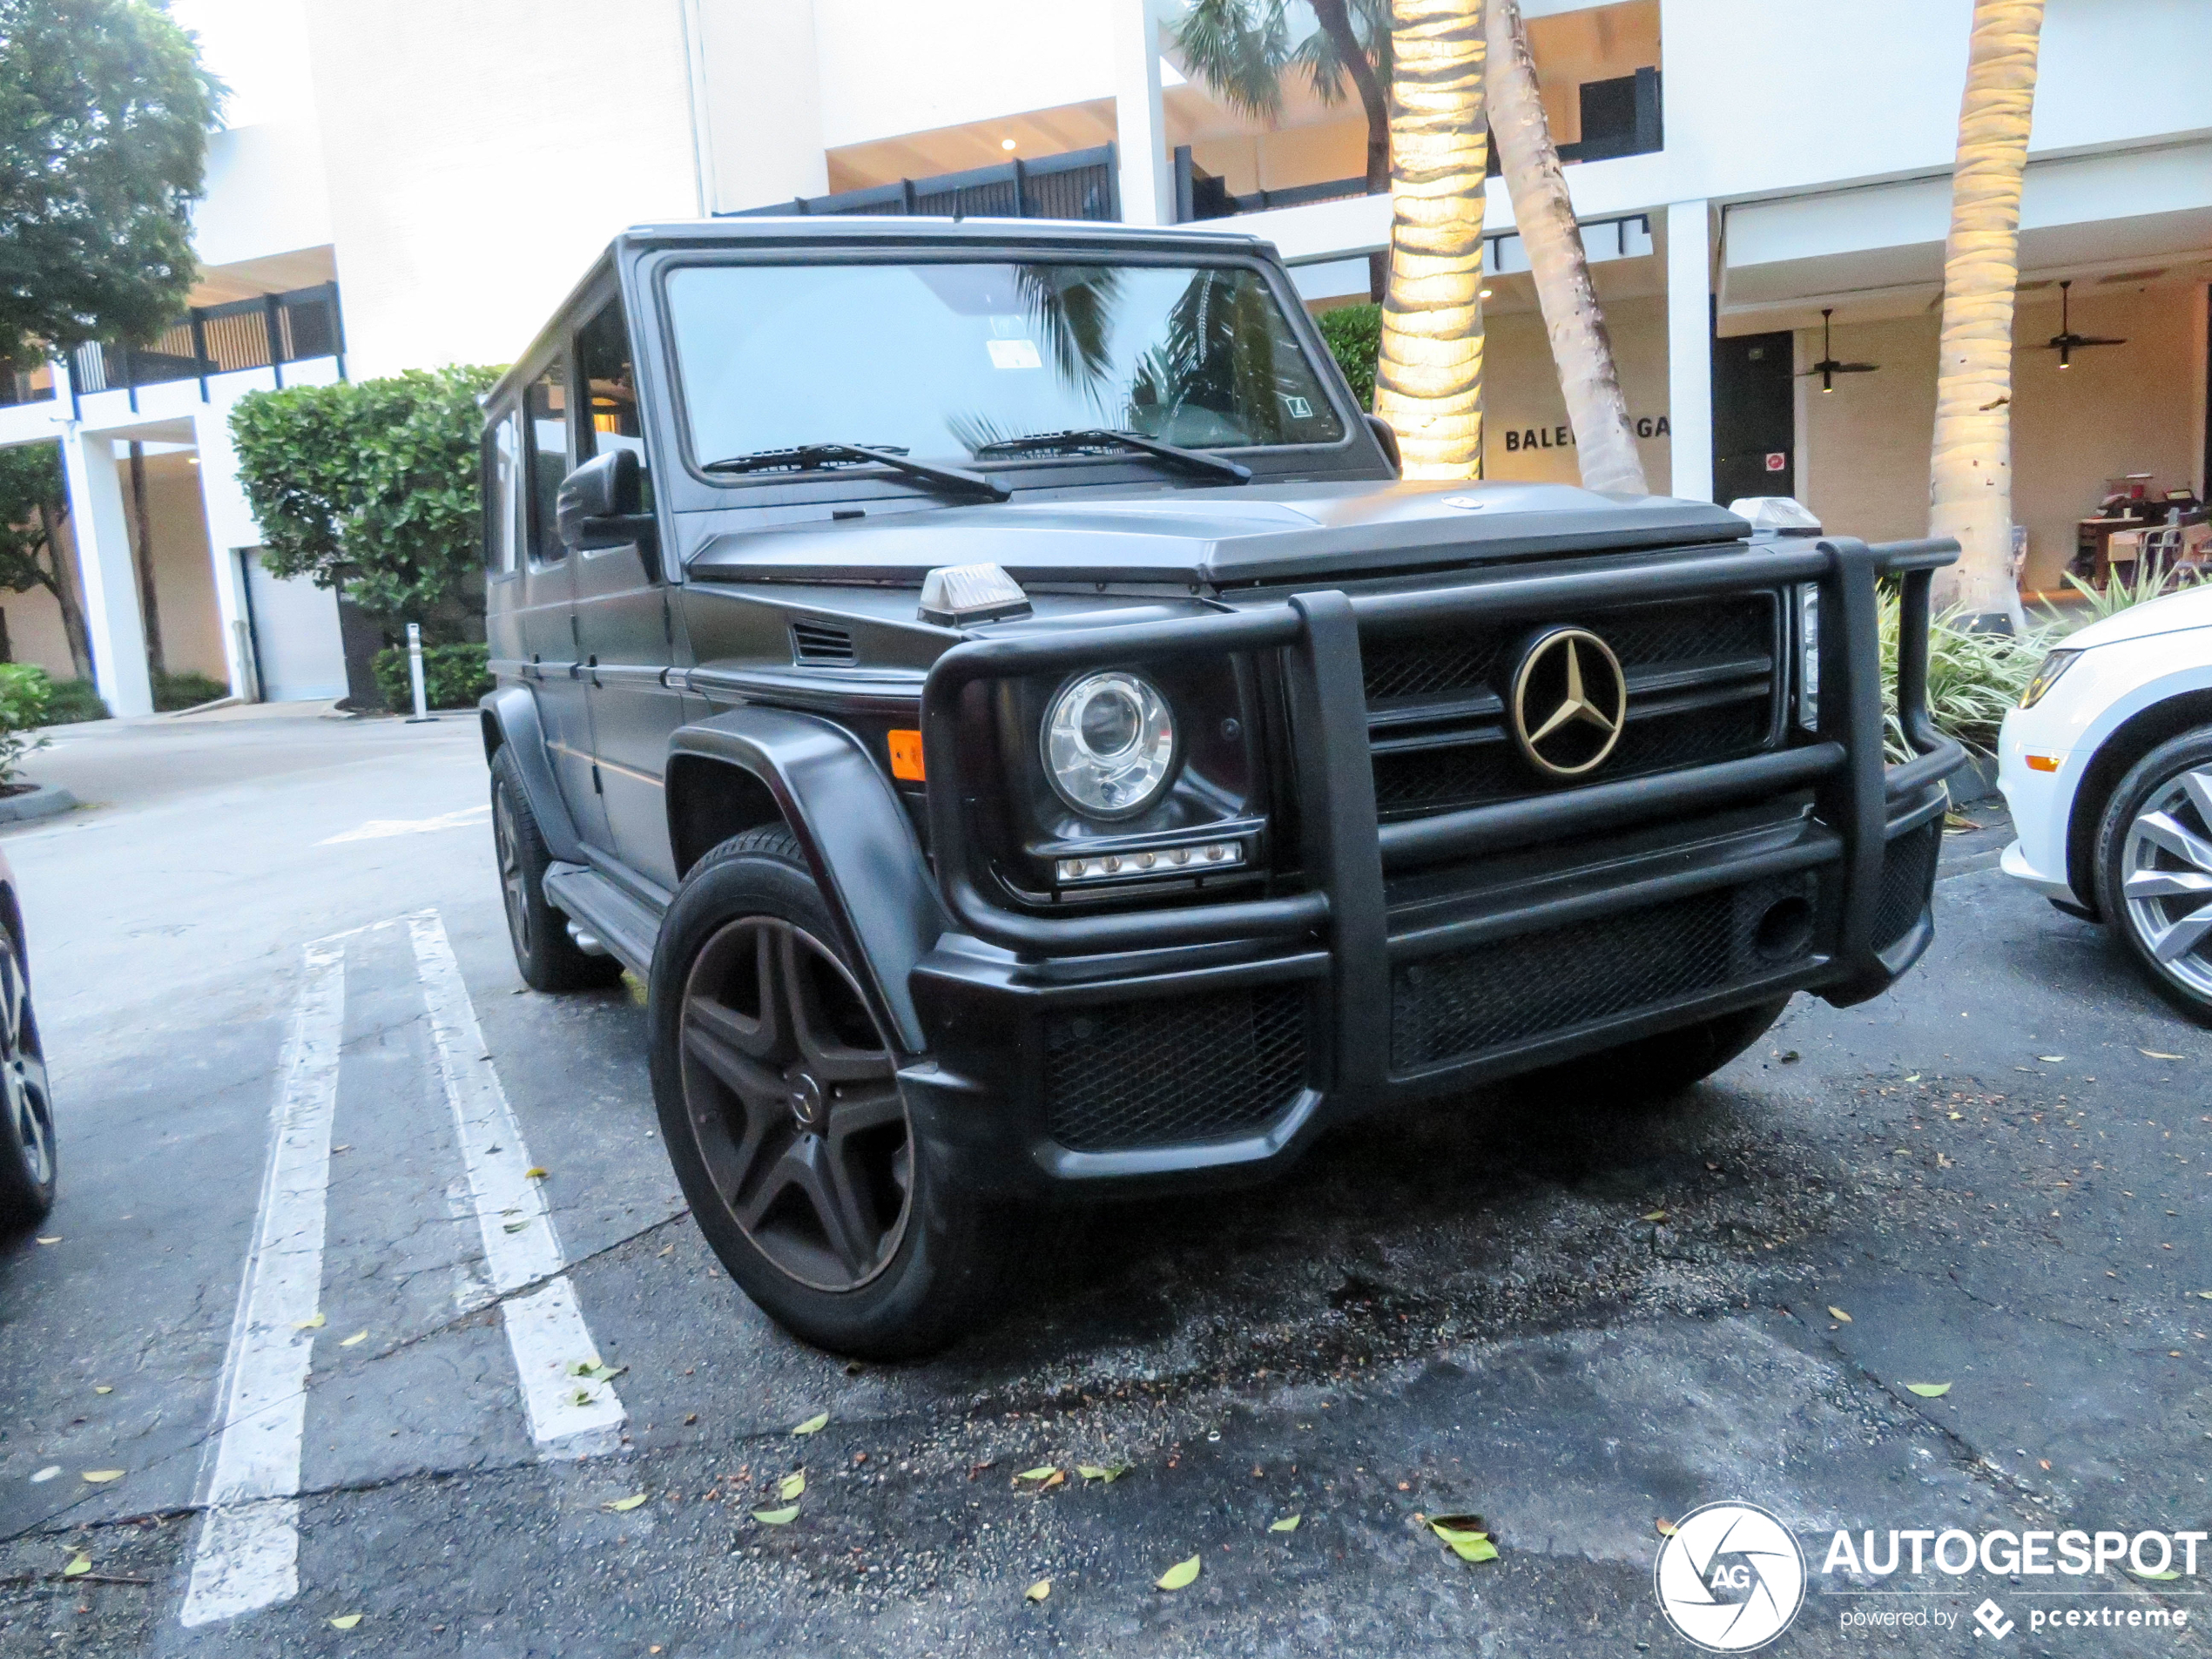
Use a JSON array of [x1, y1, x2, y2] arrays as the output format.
[[542, 863, 660, 977]]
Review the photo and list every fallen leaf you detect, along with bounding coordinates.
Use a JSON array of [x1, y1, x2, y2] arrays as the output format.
[[1076, 1462, 1131, 1482], [1641, 1210, 1667, 1223], [1904, 1074, 1921, 1083], [779, 1472, 805, 1501], [2133, 1568, 2182, 1581], [603, 1493, 649, 1513], [329, 1613, 363, 1629], [566, 1360, 626, 1384], [34, 1235, 61, 1246], [80, 1471, 124, 1484], [30, 1467, 59, 1483], [525, 1166, 548, 1179], [340, 1332, 368, 1348], [792, 1413, 828, 1435], [2195, 1291, 2212, 1301], [1656, 1518, 1677, 1537], [503, 1219, 529, 1233], [293, 1312, 326, 1330], [569, 1388, 594, 1406], [1779, 1050, 1801, 1063], [2037, 1055, 2063, 1062], [1025, 1579, 1051, 1602], [1156, 1554, 1201, 1591], [92, 1386, 111, 1395], [1905, 1382, 1952, 1398], [62, 1556, 90, 1579], [1427, 1516, 1500, 1563], [2141, 1050, 2183, 1060], [1269, 1514, 1302, 1533], [657, 1244, 674, 1257], [1827, 1306, 1852, 1324], [752, 1505, 799, 1525]]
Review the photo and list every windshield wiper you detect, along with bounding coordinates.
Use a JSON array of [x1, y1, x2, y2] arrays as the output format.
[[970, 428, 1252, 485], [700, 442, 1009, 502]]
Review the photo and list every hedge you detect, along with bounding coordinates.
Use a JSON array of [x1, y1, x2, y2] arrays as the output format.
[[372, 642, 492, 712], [1315, 302, 1381, 413]]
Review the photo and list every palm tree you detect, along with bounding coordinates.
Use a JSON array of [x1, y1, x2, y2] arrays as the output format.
[[1373, 0, 1488, 481], [1483, 0, 1644, 496], [1928, 0, 2045, 631], [1174, 0, 1394, 296]]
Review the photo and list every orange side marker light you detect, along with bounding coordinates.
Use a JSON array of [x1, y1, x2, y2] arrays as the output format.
[[2025, 754, 2061, 773], [888, 729, 926, 781]]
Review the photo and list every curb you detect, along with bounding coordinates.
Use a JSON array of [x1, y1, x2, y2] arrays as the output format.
[[0, 783, 78, 825]]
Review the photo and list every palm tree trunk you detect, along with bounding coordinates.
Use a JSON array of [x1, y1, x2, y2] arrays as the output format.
[[1374, 0, 1488, 482], [1309, 0, 1393, 300], [126, 441, 167, 680], [34, 502, 93, 683], [1928, 0, 2044, 630], [1483, 0, 1646, 496]]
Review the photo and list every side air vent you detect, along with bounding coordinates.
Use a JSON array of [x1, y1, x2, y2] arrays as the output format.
[[790, 620, 855, 664]]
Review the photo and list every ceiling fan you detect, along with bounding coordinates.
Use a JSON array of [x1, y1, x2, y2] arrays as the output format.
[[2043, 279, 2127, 368], [1797, 308, 1878, 393]]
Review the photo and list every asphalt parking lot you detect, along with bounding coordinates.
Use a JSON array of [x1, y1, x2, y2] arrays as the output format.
[[0, 710, 2205, 1656]]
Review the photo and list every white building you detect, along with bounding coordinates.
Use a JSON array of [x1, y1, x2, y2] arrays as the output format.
[[4, 0, 2209, 714]]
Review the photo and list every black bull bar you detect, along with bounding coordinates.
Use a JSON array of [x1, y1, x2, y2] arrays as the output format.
[[918, 536, 1966, 1064]]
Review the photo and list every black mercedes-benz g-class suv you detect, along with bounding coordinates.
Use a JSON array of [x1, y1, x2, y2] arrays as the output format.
[[479, 218, 1962, 1358]]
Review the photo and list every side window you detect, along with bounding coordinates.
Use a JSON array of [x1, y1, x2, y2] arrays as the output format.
[[483, 408, 522, 577], [525, 361, 570, 563], [576, 297, 652, 510]]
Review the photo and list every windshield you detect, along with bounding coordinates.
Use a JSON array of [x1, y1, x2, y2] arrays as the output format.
[[664, 260, 1345, 472]]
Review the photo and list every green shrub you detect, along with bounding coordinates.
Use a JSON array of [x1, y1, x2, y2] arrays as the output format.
[[153, 670, 230, 712], [372, 642, 492, 712], [1315, 302, 1380, 413], [2054, 563, 2201, 625], [0, 663, 53, 784], [1880, 597, 2057, 762], [43, 678, 110, 725]]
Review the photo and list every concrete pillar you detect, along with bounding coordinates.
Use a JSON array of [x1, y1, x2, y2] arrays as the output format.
[[1114, 0, 1170, 226], [57, 425, 154, 717], [1665, 199, 1714, 503], [192, 404, 260, 700]]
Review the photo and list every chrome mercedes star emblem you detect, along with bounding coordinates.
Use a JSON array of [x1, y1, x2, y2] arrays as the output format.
[[1509, 625, 1628, 777]]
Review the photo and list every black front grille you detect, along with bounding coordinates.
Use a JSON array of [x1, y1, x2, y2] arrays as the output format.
[[1871, 820, 1940, 950], [1390, 873, 1817, 1069], [1363, 593, 1780, 819], [1043, 983, 1309, 1151]]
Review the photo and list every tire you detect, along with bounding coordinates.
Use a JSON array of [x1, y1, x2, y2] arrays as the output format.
[[0, 922, 56, 1230], [2094, 725, 2212, 1025], [490, 746, 623, 994], [647, 828, 1018, 1359], [1514, 995, 1792, 1103]]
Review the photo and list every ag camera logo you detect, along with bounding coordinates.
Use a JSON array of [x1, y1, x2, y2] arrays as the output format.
[[1655, 1501, 1807, 1651]]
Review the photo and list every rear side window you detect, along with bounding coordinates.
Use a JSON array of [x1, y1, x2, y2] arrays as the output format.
[[525, 361, 569, 563], [484, 408, 522, 576], [577, 297, 652, 510]]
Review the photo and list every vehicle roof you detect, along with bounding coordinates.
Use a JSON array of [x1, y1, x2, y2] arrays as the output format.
[[485, 217, 1277, 408]]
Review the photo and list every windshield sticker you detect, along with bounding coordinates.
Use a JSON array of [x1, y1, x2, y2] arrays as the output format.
[[1283, 395, 1313, 419], [986, 339, 1042, 370]]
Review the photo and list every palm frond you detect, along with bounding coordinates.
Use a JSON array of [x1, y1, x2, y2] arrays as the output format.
[[1173, 0, 1292, 120]]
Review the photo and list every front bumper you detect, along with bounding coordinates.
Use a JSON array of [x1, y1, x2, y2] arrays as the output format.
[[905, 536, 1966, 1195]]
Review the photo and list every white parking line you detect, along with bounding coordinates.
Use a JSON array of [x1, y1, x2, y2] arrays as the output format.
[[180, 942, 347, 1628], [405, 910, 626, 1458], [318, 804, 489, 846]]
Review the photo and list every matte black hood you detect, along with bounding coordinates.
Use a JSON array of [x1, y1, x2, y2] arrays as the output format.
[[687, 479, 1749, 590]]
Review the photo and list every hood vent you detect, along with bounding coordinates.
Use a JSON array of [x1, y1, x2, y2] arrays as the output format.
[[790, 620, 855, 665]]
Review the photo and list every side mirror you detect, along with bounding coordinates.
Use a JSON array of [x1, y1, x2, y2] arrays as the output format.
[[1364, 413, 1402, 475], [556, 448, 658, 576]]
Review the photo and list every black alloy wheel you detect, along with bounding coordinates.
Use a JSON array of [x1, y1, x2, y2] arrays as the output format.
[[494, 782, 532, 958], [0, 923, 55, 1227], [677, 915, 912, 1291], [489, 746, 623, 993]]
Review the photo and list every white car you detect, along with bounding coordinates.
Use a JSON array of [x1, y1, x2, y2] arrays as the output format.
[[1999, 583, 2212, 1019]]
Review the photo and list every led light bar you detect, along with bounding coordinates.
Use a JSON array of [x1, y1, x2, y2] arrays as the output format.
[[1055, 840, 1244, 883]]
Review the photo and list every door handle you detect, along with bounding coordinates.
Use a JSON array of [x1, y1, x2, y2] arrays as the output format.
[[588, 655, 601, 688]]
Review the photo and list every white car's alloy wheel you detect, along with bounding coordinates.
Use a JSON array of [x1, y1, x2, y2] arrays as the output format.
[[2117, 763, 2212, 1001]]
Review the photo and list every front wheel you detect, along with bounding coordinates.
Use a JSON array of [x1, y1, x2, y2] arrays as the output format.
[[490, 747, 623, 994], [0, 924, 55, 1230], [1514, 996, 1792, 1103], [2094, 726, 2212, 1024], [647, 828, 1019, 1359]]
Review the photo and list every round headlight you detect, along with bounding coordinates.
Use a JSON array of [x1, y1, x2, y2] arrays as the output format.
[[1041, 671, 1177, 819]]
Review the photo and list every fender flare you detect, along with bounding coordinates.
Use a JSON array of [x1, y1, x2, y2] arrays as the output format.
[[479, 686, 585, 865], [668, 708, 948, 1055]]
